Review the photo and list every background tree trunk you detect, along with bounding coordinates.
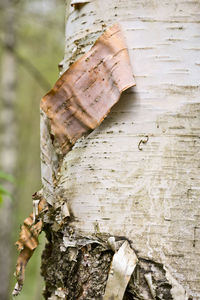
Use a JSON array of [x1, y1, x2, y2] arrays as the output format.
[[0, 1, 17, 299], [41, 0, 200, 299]]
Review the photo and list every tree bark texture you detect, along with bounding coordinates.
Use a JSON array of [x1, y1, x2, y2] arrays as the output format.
[[41, 0, 200, 299]]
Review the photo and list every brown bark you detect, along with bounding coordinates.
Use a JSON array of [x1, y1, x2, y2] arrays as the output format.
[[41, 24, 135, 155], [41, 230, 113, 300]]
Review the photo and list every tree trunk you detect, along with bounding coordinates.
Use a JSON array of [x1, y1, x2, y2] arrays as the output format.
[[0, 1, 17, 299], [40, 0, 200, 299]]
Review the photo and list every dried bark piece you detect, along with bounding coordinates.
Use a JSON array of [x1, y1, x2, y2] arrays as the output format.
[[41, 24, 135, 155], [13, 198, 47, 296], [103, 241, 138, 300]]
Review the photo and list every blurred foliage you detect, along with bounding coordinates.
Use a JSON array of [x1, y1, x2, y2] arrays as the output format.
[[0, 170, 14, 204], [1, 0, 65, 299]]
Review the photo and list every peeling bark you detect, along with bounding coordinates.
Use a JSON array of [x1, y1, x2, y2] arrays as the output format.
[[103, 240, 137, 300], [13, 197, 47, 296], [41, 24, 135, 155]]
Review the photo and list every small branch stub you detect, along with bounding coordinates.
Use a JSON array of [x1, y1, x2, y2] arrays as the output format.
[[71, 0, 92, 7]]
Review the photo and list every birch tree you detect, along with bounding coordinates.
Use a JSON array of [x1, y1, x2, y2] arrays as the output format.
[[14, 0, 200, 299]]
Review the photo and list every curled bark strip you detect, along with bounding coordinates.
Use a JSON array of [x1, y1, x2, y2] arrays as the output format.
[[41, 23, 135, 155], [103, 241, 138, 300], [13, 198, 47, 296], [12, 248, 34, 297], [144, 272, 156, 299]]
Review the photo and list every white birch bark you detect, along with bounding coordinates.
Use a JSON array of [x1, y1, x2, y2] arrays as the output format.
[[41, 0, 200, 298]]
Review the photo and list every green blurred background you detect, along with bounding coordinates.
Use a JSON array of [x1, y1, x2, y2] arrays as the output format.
[[0, 0, 65, 299]]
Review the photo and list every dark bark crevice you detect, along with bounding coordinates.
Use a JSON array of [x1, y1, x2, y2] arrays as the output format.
[[41, 227, 113, 300], [124, 258, 174, 300], [41, 224, 177, 300]]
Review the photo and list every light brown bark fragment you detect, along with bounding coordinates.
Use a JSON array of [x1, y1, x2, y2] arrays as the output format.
[[41, 23, 135, 155], [13, 198, 47, 296]]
